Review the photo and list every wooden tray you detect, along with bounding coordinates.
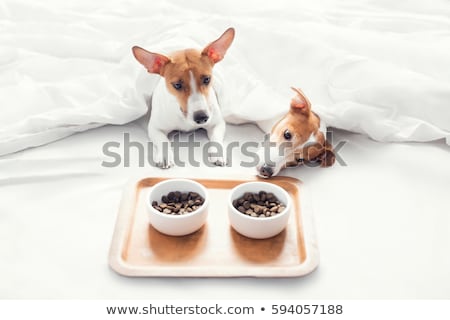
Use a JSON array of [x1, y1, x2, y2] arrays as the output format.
[[108, 175, 319, 277]]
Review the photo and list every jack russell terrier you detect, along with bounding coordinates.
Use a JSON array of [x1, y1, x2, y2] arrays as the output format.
[[257, 87, 335, 178], [132, 28, 235, 168]]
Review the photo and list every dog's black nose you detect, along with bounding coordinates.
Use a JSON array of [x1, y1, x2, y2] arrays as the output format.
[[193, 111, 209, 124], [259, 164, 274, 178]]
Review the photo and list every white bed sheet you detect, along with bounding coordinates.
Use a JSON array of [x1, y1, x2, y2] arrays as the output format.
[[0, 120, 449, 299]]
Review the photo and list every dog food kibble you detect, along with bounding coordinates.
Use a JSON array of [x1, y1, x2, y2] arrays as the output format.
[[152, 191, 205, 215], [233, 191, 285, 218]]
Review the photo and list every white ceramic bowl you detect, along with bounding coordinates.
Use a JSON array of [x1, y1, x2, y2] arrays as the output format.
[[228, 182, 291, 239], [147, 179, 209, 236]]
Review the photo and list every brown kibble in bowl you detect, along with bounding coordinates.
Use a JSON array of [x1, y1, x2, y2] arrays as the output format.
[[232, 191, 285, 218], [152, 191, 205, 215]]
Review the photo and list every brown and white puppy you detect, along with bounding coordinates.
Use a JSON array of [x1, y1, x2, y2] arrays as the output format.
[[257, 87, 335, 178], [132, 28, 235, 168]]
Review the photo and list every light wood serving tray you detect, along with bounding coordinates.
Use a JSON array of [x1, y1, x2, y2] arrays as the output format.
[[108, 175, 319, 277]]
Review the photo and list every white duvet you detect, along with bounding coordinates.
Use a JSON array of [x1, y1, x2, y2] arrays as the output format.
[[1, 0, 450, 156]]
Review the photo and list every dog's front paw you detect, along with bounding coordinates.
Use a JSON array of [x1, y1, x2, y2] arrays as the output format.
[[156, 159, 174, 169], [208, 155, 226, 167], [155, 152, 174, 169]]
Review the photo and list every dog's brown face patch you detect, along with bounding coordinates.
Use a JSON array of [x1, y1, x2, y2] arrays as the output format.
[[271, 110, 320, 151], [161, 49, 214, 115], [132, 28, 234, 117], [269, 87, 321, 156]]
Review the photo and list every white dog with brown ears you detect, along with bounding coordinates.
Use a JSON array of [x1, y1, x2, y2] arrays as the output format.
[[257, 87, 336, 178], [132, 28, 235, 168]]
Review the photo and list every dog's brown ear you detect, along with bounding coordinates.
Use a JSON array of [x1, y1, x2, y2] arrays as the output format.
[[202, 28, 235, 64], [319, 140, 336, 167], [304, 142, 335, 167], [290, 87, 311, 115], [132, 46, 170, 75]]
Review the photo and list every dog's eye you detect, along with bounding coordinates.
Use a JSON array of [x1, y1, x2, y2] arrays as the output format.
[[283, 129, 292, 140], [202, 76, 211, 85], [172, 82, 183, 90]]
